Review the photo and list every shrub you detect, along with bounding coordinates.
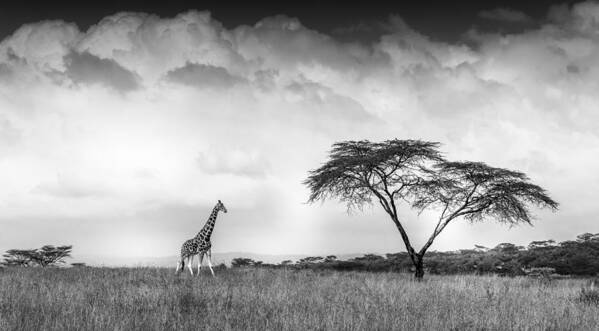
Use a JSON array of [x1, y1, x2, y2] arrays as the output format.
[[577, 287, 599, 306]]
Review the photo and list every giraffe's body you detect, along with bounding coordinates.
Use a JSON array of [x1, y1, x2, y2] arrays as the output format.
[[176, 200, 227, 276]]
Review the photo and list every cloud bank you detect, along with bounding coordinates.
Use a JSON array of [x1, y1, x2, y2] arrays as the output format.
[[478, 8, 534, 23], [1, 2, 599, 258]]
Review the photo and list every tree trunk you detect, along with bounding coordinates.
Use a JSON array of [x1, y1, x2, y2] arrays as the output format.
[[413, 255, 425, 280]]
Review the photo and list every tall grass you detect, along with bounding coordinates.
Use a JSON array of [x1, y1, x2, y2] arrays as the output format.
[[1, 267, 598, 330]]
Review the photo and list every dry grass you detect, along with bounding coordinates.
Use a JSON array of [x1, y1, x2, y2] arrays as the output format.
[[1, 267, 598, 330]]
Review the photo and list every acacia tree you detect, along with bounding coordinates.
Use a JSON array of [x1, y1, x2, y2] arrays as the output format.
[[1, 245, 72, 267], [34, 245, 73, 267], [231, 258, 256, 267], [1, 249, 37, 267], [304, 139, 558, 278]]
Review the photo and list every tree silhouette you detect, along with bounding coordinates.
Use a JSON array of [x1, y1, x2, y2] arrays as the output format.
[[2, 249, 37, 267], [35, 245, 73, 267], [2, 245, 72, 267], [304, 139, 558, 278], [324, 255, 337, 262], [231, 258, 255, 267]]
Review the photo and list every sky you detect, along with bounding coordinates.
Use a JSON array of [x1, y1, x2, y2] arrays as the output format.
[[0, 1, 598, 261]]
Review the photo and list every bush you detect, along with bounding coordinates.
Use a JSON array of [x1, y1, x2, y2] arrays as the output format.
[[577, 287, 599, 306]]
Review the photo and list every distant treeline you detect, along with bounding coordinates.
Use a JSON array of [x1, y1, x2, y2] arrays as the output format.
[[231, 233, 599, 276]]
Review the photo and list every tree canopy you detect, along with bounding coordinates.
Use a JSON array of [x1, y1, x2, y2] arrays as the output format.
[[305, 139, 443, 210], [414, 161, 558, 257]]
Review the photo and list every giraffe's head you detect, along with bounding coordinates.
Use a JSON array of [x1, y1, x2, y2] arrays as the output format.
[[217, 200, 228, 213]]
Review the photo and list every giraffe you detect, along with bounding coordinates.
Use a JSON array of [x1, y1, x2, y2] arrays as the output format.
[[176, 200, 228, 276]]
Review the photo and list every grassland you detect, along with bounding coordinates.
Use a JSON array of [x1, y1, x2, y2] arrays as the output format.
[[1, 267, 598, 330]]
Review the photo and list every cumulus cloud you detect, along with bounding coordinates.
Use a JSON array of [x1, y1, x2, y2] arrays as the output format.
[[1, 2, 599, 257], [77, 11, 246, 82], [0, 20, 80, 70], [64, 51, 141, 91], [548, 1, 599, 32], [165, 62, 245, 89], [478, 8, 534, 23]]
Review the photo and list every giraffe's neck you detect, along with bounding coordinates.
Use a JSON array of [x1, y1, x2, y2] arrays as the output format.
[[196, 205, 220, 240]]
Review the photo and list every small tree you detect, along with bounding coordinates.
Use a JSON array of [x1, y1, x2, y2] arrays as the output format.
[[324, 255, 338, 263], [34, 245, 73, 267], [2, 249, 37, 267], [2, 245, 72, 267], [299, 256, 323, 264], [231, 258, 255, 267], [304, 139, 558, 279], [577, 233, 599, 242]]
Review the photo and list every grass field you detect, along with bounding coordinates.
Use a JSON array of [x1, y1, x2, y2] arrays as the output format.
[[1, 267, 598, 330]]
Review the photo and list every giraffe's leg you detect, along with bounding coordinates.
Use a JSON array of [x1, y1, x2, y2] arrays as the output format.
[[197, 253, 204, 275], [207, 250, 215, 277], [175, 260, 180, 274], [177, 257, 185, 274], [187, 256, 194, 276]]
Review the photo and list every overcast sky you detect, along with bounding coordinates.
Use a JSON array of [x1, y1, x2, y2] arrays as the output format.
[[1, 1, 598, 259]]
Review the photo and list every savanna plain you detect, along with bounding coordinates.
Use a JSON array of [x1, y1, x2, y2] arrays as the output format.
[[1, 267, 598, 330]]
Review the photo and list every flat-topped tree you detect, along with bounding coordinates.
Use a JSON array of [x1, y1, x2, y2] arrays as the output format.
[[1, 245, 72, 267], [304, 139, 443, 278], [304, 139, 558, 279], [2, 249, 37, 267], [35, 245, 73, 267]]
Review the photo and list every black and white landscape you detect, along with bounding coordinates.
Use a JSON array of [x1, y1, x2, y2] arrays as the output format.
[[1, 1, 598, 330]]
